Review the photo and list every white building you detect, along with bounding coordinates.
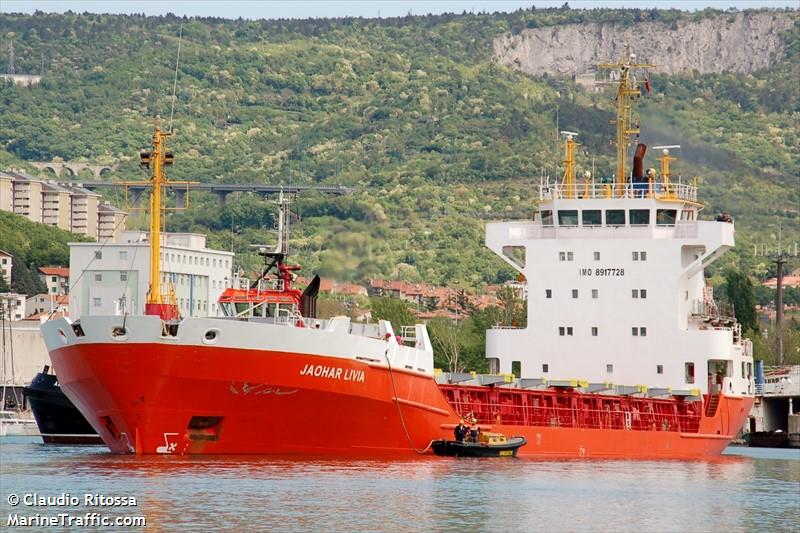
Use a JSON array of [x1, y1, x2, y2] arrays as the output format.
[[69, 231, 233, 318], [38, 266, 70, 295], [0, 293, 27, 321], [0, 249, 12, 287], [25, 293, 70, 319]]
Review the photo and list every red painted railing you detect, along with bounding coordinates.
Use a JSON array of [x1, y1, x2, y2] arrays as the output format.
[[438, 385, 702, 433]]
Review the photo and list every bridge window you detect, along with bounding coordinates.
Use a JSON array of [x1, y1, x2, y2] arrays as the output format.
[[572, 289, 578, 299], [542, 364, 549, 373], [657, 365, 663, 374], [592, 289, 598, 299], [606, 210, 625, 226], [656, 209, 677, 226], [606, 364, 614, 374], [582, 210, 602, 226], [593, 251, 600, 261], [94, 273, 102, 282], [545, 289, 552, 299], [511, 361, 521, 378], [629, 209, 650, 226], [592, 327, 598, 337], [558, 210, 578, 226], [540, 210, 554, 226], [685, 362, 695, 384], [632, 327, 647, 336]]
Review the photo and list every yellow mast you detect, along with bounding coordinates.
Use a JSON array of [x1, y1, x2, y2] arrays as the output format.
[[145, 123, 171, 305], [598, 46, 654, 195], [124, 118, 192, 314], [561, 131, 578, 199]]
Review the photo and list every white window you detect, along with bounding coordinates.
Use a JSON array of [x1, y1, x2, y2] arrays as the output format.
[[592, 327, 598, 336], [120, 251, 128, 260], [606, 364, 614, 374], [213, 259, 217, 268], [542, 364, 549, 373], [592, 289, 598, 299], [572, 289, 578, 299], [632, 251, 639, 261], [51, 276, 57, 282], [632, 327, 638, 337], [92, 297, 101, 307], [94, 251, 102, 260], [566, 327, 573, 336], [640, 327, 647, 336], [120, 272, 128, 282], [632, 289, 639, 299], [657, 365, 663, 375], [559, 327, 565, 336], [593, 251, 600, 261], [94, 273, 102, 282], [567, 252, 574, 261], [640, 289, 647, 299], [545, 289, 552, 299], [641, 251, 647, 261]]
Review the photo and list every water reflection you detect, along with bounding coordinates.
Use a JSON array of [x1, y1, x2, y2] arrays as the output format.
[[1, 438, 798, 532]]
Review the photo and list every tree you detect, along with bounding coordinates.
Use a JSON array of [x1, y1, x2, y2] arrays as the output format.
[[370, 297, 416, 328], [0, 273, 9, 292], [497, 285, 526, 327], [724, 269, 757, 334], [428, 317, 464, 372]]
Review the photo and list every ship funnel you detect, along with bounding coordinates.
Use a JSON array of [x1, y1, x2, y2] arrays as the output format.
[[301, 275, 320, 319], [632, 143, 647, 182]]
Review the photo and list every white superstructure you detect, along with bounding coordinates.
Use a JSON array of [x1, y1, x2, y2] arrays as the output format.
[[486, 164, 753, 398]]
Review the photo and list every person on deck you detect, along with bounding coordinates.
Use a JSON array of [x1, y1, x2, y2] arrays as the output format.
[[469, 418, 479, 443], [454, 419, 468, 442]]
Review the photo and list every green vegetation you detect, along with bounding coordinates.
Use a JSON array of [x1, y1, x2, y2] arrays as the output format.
[[1, 8, 796, 290], [0, 211, 92, 295], [0, 8, 797, 364]]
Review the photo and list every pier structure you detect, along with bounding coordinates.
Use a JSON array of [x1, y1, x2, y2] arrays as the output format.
[[749, 364, 800, 447]]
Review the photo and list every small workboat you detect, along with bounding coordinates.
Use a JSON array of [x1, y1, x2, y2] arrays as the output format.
[[432, 432, 526, 457]]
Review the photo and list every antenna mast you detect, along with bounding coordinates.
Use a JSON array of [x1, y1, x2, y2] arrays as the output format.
[[599, 45, 654, 195]]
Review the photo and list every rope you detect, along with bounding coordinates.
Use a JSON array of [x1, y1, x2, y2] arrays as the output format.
[[384, 348, 434, 455]]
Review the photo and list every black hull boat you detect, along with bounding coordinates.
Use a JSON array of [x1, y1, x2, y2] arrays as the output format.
[[432, 436, 526, 457], [23, 367, 103, 445]]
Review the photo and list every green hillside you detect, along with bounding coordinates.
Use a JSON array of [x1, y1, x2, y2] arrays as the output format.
[[0, 211, 92, 294], [0, 7, 797, 288]]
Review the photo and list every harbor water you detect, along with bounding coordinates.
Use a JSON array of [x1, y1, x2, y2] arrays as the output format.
[[1, 437, 798, 531]]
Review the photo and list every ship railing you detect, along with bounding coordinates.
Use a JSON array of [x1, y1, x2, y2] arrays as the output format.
[[690, 299, 736, 322], [274, 306, 303, 326], [442, 397, 702, 433], [539, 180, 698, 202], [398, 326, 418, 346]]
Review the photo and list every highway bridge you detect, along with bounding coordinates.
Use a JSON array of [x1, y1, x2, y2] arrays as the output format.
[[57, 181, 353, 205]]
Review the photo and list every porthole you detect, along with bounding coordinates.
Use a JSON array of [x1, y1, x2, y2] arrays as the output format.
[[203, 329, 220, 345]]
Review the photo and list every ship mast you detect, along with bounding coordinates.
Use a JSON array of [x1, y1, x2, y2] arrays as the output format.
[[124, 118, 191, 321], [146, 123, 171, 310], [599, 46, 654, 194]]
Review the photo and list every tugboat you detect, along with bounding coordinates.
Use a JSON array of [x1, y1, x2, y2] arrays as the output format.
[[432, 433, 527, 458], [41, 48, 753, 457], [23, 366, 103, 444]]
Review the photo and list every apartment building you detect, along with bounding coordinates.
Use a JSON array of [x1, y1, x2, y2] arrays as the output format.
[[0, 249, 12, 286], [0, 292, 27, 321], [0, 172, 125, 241], [38, 266, 70, 294]]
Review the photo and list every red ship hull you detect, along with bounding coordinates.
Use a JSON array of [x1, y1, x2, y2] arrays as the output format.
[[49, 342, 752, 458]]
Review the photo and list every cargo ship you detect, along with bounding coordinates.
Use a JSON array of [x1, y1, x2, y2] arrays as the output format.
[[41, 49, 753, 457]]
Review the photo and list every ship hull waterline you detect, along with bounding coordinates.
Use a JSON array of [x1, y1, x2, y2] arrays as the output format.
[[49, 342, 753, 458]]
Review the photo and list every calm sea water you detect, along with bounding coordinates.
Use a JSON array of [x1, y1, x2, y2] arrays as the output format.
[[1, 437, 798, 532]]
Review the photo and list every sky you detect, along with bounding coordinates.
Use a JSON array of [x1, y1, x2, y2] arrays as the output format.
[[1, 0, 796, 20]]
